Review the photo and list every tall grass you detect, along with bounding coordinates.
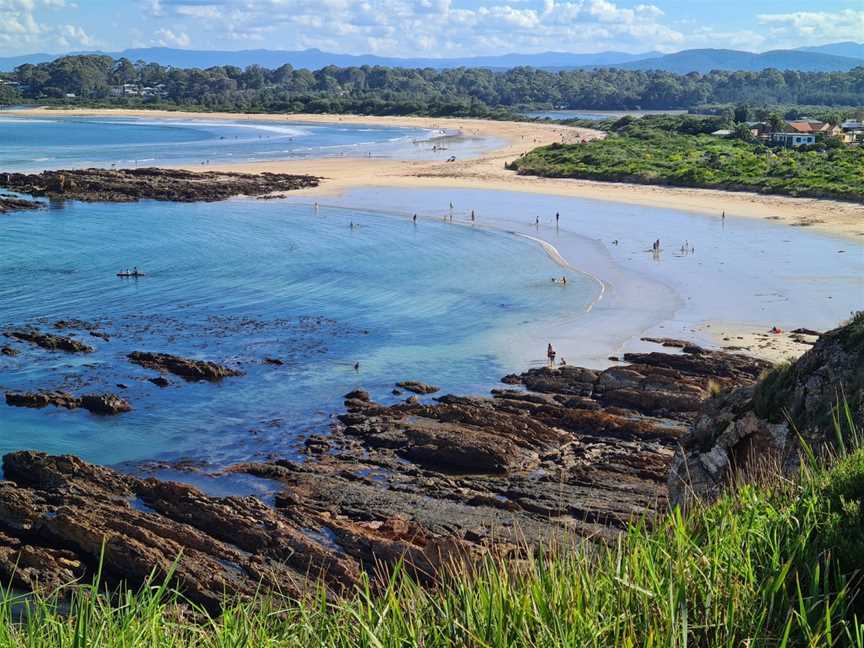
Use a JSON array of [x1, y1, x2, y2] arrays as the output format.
[[1, 403, 862, 647]]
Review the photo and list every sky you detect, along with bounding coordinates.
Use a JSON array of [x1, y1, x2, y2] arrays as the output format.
[[1, 0, 863, 58]]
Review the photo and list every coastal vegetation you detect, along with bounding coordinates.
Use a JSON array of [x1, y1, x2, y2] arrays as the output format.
[[2, 54, 864, 115], [1, 403, 861, 647], [507, 114, 864, 202]]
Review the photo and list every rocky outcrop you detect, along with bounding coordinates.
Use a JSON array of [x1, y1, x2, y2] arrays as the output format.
[[0, 342, 769, 604], [234, 342, 768, 549], [5, 391, 131, 415], [0, 168, 319, 204], [4, 329, 94, 353], [668, 314, 864, 508], [0, 452, 358, 611], [0, 195, 41, 213], [396, 381, 440, 394], [128, 352, 242, 381], [0, 346, 18, 357]]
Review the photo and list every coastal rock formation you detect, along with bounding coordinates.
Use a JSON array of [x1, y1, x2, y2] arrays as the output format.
[[3, 329, 95, 353], [0, 195, 41, 214], [396, 381, 440, 394], [235, 342, 769, 548], [0, 168, 319, 204], [0, 342, 769, 603], [0, 452, 358, 611], [5, 391, 131, 415], [0, 346, 18, 357], [668, 314, 864, 508], [128, 352, 242, 381]]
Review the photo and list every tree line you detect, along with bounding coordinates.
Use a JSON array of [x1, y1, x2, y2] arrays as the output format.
[[4, 55, 864, 115]]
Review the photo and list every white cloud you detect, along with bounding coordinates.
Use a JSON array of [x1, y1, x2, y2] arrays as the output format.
[[139, 0, 686, 56], [756, 10, 864, 47], [0, 0, 80, 51], [154, 27, 190, 47]]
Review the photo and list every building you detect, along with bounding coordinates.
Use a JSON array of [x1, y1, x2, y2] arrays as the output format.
[[770, 132, 816, 147]]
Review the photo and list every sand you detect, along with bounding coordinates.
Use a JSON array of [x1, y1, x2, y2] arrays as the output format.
[[8, 106, 862, 365], [9, 106, 864, 242]]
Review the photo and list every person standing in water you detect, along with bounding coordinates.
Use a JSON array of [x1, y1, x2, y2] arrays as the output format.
[[471, 210, 475, 222], [413, 213, 417, 223], [555, 212, 560, 224]]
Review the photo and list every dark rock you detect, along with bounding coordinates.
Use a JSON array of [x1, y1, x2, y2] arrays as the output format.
[[0, 452, 357, 611], [0, 196, 40, 214], [5, 391, 78, 410], [79, 394, 132, 415], [397, 381, 439, 394], [791, 328, 822, 336], [344, 389, 370, 402], [148, 376, 170, 387], [128, 352, 241, 381], [5, 391, 131, 415], [263, 357, 284, 365], [0, 346, 18, 357], [4, 329, 94, 353], [0, 168, 319, 204]]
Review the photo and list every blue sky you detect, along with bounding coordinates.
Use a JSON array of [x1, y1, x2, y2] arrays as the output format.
[[1, 0, 862, 57]]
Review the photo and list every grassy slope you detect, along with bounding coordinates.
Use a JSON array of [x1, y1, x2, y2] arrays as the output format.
[[3, 408, 863, 647], [509, 118, 864, 203]]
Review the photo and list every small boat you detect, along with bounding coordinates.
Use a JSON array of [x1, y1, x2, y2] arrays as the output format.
[[116, 272, 146, 278]]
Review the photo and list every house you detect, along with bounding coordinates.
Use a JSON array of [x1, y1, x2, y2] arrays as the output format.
[[771, 132, 816, 147], [786, 120, 821, 134], [841, 119, 863, 131]]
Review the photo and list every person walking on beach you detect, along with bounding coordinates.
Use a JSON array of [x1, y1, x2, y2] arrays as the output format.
[[555, 212, 559, 224], [535, 216, 540, 226], [471, 210, 475, 222]]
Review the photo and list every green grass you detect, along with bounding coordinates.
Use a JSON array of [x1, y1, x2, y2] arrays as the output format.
[[508, 116, 864, 203], [1, 406, 862, 647]]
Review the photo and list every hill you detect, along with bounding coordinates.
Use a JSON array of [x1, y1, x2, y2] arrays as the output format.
[[0, 47, 657, 73], [617, 47, 864, 73], [3, 44, 863, 74], [798, 41, 864, 59]]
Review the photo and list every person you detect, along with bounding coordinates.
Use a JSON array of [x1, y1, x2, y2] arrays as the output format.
[[133, 266, 138, 276], [555, 212, 559, 224], [354, 362, 360, 372], [721, 210, 725, 220], [470, 210, 475, 221], [449, 202, 453, 209], [559, 357, 567, 366], [612, 239, 619, 246], [413, 213, 417, 223], [546, 343, 556, 367], [535, 216, 539, 226], [561, 276, 567, 285]]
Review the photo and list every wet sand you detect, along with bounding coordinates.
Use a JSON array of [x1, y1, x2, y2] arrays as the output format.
[[9, 107, 864, 242]]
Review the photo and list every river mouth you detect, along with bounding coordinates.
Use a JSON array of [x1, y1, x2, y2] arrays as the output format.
[[0, 197, 598, 469]]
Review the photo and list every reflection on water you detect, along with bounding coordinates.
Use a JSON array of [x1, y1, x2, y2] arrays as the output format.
[[0, 198, 593, 468]]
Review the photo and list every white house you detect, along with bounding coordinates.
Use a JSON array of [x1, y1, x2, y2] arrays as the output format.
[[770, 132, 815, 147]]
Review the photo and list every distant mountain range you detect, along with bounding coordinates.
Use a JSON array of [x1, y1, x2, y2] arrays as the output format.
[[1, 43, 862, 74], [616, 48, 864, 73]]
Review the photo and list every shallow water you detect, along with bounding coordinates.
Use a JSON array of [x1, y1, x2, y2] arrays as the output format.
[[0, 199, 594, 467], [0, 116, 497, 171]]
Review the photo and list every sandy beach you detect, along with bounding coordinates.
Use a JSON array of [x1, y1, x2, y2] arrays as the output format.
[[9, 106, 864, 242], [6, 107, 862, 365]]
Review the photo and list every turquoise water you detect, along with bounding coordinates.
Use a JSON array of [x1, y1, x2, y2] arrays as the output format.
[[0, 199, 593, 468], [0, 115, 494, 171]]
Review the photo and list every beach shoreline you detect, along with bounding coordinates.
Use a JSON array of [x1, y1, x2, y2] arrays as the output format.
[[7, 106, 864, 242]]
